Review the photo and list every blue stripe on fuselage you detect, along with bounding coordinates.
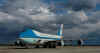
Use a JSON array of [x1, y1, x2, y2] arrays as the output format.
[[19, 29, 38, 38], [19, 29, 61, 40]]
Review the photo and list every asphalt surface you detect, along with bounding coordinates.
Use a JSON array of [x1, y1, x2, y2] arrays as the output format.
[[0, 46, 100, 53]]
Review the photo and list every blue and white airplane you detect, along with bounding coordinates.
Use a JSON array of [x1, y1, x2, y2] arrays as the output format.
[[15, 24, 64, 48]]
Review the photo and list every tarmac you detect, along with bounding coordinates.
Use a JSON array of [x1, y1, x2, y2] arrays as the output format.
[[0, 46, 100, 53]]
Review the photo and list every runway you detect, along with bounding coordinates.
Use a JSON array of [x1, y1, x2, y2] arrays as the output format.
[[0, 46, 100, 53]]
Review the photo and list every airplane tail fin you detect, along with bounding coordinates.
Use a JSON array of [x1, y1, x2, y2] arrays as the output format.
[[57, 24, 64, 47], [57, 24, 63, 36]]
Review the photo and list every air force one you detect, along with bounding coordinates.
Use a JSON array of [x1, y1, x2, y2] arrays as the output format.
[[15, 24, 64, 48]]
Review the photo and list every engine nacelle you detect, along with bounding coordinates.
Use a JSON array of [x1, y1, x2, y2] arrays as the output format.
[[14, 40, 25, 47]]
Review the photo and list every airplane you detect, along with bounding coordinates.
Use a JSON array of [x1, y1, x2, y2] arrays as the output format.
[[14, 24, 64, 48]]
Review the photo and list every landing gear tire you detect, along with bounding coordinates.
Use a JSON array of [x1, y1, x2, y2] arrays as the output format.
[[43, 42, 48, 48], [25, 44, 35, 49], [35, 45, 40, 48], [14, 41, 19, 46], [52, 42, 56, 48], [48, 42, 56, 48]]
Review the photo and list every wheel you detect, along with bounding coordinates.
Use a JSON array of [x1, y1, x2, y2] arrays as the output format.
[[43, 45, 47, 48], [19, 41, 25, 47], [35, 45, 40, 48], [43, 42, 48, 48], [52, 42, 56, 48], [57, 41, 61, 46], [14, 41, 19, 46], [48, 42, 52, 48], [51, 42, 56, 48], [48, 41, 56, 48]]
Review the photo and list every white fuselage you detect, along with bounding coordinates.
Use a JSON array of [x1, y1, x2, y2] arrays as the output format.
[[17, 30, 62, 44]]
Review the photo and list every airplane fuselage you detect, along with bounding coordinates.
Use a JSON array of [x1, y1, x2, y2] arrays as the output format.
[[15, 24, 64, 48]]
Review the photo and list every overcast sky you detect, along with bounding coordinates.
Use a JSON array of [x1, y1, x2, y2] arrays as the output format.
[[0, 0, 100, 43]]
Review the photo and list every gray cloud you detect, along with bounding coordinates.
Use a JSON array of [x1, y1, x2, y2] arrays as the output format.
[[64, 0, 96, 11], [0, 0, 57, 43], [96, 0, 100, 4], [88, 11, 100, 23], [0, 0, 100, 43]]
